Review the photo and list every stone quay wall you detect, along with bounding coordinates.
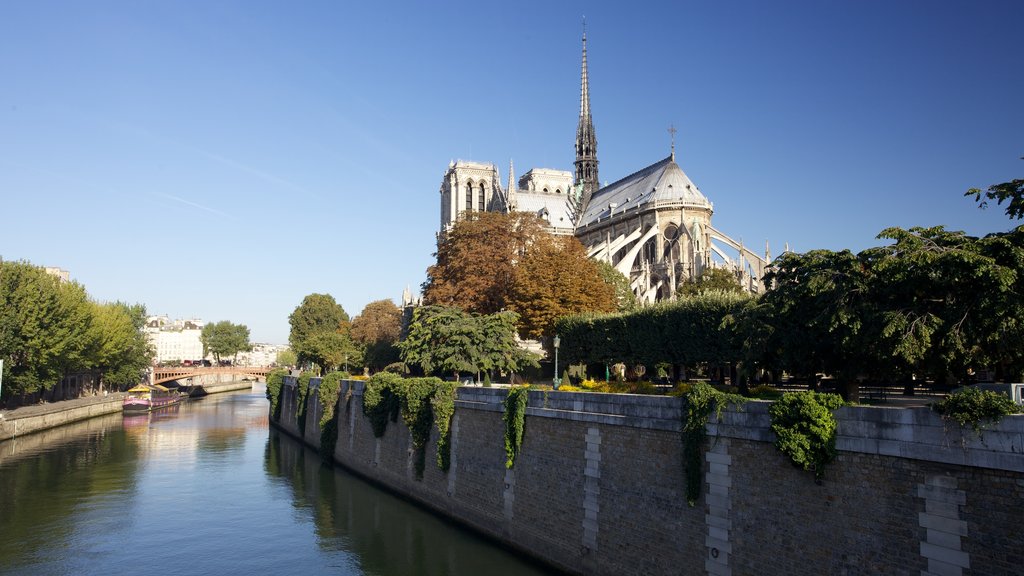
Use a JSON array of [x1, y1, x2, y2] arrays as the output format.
[[273, 377, 1024, 576], [0, 394, 125, 442]]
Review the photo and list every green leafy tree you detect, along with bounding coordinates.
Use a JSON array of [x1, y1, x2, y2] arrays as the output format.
[[275, 348, 297, 367], [0, 261, 92, 399], [288, 293, 354, 373], [200, 320, 251, 364], [351, 299, 403, 372], [399, 306, 538, 381], [595, 260, 638, 312], [88, 301, 153, 389], [966, 157, 1024, 220], [678, 267, 745, 297]]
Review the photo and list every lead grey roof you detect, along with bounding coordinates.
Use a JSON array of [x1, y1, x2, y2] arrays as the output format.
[[515, 191, 576, 230], [577, 155, 712, 227]]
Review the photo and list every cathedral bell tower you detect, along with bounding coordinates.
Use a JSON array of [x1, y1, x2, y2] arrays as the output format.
[[574, 24, 599, 214]]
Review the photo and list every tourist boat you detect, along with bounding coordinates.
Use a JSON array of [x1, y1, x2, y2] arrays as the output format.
[[123, 384, 186, 413]]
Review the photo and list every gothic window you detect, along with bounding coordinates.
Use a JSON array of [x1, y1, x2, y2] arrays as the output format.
[[466, 182, 473, 212], [643, 238, 657, 265], [479, 184, 486, 210]]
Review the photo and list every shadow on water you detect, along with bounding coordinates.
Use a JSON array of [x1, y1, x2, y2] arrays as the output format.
[[264, 430, 557, 576]]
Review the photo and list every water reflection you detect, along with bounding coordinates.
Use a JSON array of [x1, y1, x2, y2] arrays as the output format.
[[0, 390, 552, 575], [266, 430, 554, 576]]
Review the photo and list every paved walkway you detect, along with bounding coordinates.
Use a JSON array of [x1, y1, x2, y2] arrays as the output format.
[[0, 393, 126, 421]]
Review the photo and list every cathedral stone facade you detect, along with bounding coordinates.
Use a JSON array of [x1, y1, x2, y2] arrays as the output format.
[[438, 30, 767, 303]]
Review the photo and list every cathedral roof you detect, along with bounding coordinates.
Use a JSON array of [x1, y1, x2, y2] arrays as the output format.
[[515, 191, 576, 233], [577, 155, 712, 228]]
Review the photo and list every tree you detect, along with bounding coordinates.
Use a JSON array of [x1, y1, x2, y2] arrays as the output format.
[[966, 157, 1024, 219], [200, 321, 251, 364], [423, 211, 548, 314], [351, 299, 403, 372], [88, 302, 153, 389], [399, 306, 538, 381], [0, 261, 93, 399], [678, 267, 745, 297], [510, 235, 617, 338], [595, 260, 638, 312], [288, 293, 356, 373], [275, 348, 297, 367]]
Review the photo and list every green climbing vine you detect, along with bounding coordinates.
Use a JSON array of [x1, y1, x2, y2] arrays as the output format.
[[264, 368, 288, 422], [431, 381, 458, 471], [400, 377, 437, 479], [318, 372, 346, 463], [933, 387, 1020, 435], [296, 371, 314, 436], [768, 391, 845, 481], [361, 373, 458, 479], [363, 372, 402, 437], [504, 386, 530, 469], [681, 381, 746, 506]]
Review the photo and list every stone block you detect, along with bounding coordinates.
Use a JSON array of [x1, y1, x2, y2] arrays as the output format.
[[918, 512, 967, 536], [705, 451, 732, 465], [920, 542, 970, 568], [917, 484, 966, 505], [924, 500, 960, 520], [925, 528, 961, 550], [705, 557, 732, 576]]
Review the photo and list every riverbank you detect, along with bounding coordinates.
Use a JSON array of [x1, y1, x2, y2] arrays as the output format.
[[0, 380, 254, 442]]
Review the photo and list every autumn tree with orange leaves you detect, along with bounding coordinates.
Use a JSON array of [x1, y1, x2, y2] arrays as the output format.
[[423, 211, 616, 338]]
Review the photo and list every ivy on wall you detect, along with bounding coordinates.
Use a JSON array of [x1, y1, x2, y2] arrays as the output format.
[[318, 372, 345, 463], [768, 391, 845, 480], [504, 387, 529, 469], [296, 371, 314, 436], [681, 381, 746, 505], [361, 373, 458, 479], [431, 381, 458, 471], [264, 368, 288, 422]]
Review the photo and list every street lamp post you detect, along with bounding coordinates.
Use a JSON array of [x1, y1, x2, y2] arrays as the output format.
[[553, 335, 561, 390]]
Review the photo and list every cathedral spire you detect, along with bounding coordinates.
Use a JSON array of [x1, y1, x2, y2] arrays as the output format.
[[574, 19, 599, 213], [506, 158, 516, 211]]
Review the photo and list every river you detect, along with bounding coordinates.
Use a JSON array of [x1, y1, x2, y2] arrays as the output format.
[[0, 387, 553, 575]]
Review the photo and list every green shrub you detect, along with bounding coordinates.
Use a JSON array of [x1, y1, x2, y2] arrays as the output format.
[[768, 391, 844, 480], [749, 384, 783, 400], [933, 387, 1020, 434]]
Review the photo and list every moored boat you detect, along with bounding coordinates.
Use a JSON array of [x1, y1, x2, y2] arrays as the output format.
[[123, 384, 185, 413]]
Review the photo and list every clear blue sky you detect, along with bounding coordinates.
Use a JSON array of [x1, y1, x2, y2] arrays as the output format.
[[2, 1, 1021, 344]]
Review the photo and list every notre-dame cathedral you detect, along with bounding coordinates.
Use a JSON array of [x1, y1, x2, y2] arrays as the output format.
[[438, 30, 769, 303]]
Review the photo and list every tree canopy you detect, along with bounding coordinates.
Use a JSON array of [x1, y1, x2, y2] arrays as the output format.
[[966, 157, 1024, 220], [423, 211, 617, 337], [677, 267, 745, 298], [200, 320, 251, 364], [288, 293, 358, 373], [510, 234, 617, 338], [0, 260, 153, 402], [351, 299, 403, 372], [398, 305, 538, 381]]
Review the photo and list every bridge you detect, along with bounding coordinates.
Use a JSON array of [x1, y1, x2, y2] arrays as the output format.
[[152, 366, 275, 386]]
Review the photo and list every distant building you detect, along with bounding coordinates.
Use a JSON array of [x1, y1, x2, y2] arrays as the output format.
[[44, 267, 70, 282], [234, 343, 289, 367], [144, 315, 205, 364], [437, 29, 769, 302]]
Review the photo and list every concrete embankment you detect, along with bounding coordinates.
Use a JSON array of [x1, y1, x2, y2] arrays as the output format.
[[0, 380, 255, 442], [273, 377, 1024, 576]]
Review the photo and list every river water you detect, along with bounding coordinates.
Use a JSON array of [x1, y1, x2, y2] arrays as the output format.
[[0, 387, 552, 575]]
